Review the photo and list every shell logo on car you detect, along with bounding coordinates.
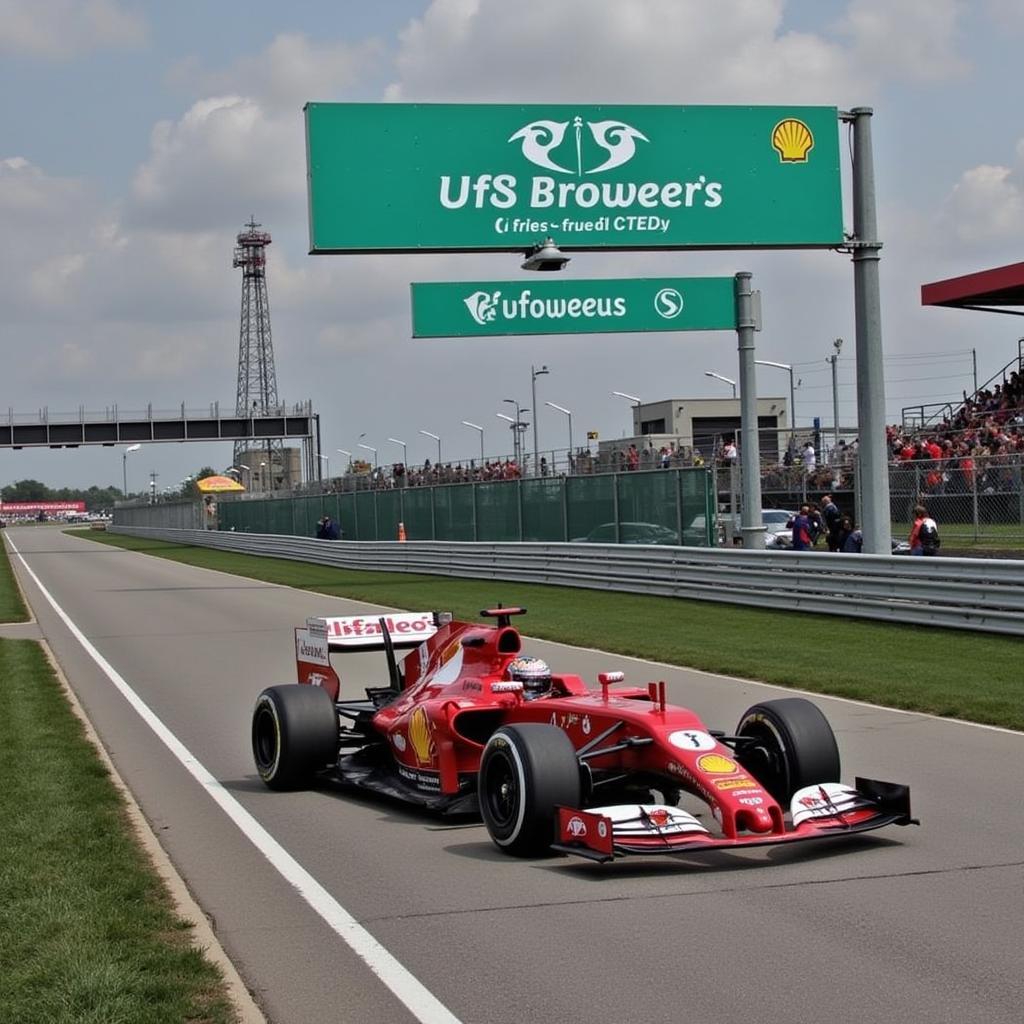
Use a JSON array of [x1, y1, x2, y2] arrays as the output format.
[[409, 707, 436, 766], [696, 753, 740, 775]]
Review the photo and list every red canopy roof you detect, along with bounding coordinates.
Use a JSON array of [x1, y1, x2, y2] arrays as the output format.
[[922, 261, 1024, 311]]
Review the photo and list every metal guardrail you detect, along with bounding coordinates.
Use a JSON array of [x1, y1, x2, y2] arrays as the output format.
[[111, 526, 1024, 637]]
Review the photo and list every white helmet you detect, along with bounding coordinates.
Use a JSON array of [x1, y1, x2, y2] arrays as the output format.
[[507, 656, 552, 700]]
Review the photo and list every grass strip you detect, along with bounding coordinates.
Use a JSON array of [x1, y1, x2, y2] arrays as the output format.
[[0, 639, 238, 1024], [0, 537, 29, 622], [77, 531, 1024, 732]]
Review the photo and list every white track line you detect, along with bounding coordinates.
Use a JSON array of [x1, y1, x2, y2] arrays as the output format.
[[7, 534, 463, 1024]]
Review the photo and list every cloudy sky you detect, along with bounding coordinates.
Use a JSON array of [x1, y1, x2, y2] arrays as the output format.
[[2, 0, 1024, 492]]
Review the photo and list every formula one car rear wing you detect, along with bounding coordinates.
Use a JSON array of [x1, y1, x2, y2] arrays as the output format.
[[320, 611, 449, 651], [294, 612, 452, 697]]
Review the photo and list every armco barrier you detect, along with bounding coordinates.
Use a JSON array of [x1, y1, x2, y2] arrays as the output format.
[[110, 526, 1024, 637]]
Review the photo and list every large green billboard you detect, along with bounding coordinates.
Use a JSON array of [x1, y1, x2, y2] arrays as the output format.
[[305, 103, 842, 253], [411, 277, 736, 337]]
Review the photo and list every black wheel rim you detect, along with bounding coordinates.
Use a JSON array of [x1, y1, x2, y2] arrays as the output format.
[[253, 704, 277, 772], [483, 751, 518, 831], [739, 723, 790, 800]]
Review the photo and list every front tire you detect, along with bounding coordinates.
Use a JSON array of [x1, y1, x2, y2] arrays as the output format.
[[478, 724, 581, 857], [735, 697, 840, 805], [252, 684, 338, 790]]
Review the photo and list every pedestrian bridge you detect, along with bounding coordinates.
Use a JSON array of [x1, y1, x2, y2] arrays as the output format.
[[0, 401, 316, 448]]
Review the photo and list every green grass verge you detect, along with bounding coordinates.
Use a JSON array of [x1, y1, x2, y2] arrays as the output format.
[[0, 537, 29, 622], [0, 639, 238, 1024], [77, 530, 1024, 732]]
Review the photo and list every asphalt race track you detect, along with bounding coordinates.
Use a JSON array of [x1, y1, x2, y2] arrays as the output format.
[[6, 526, 1024, 1024]]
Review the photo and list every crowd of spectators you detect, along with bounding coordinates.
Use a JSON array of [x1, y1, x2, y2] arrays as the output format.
[[322, 365, 1024, 495], [885, 368, 1024, 495]]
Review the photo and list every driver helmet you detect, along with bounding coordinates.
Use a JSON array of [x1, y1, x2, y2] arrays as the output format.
[[507, 656, 552, 700]]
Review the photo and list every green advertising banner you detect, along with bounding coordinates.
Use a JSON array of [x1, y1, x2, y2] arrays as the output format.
[[305, 103, 842, 253], [411, 277, 736, 337]]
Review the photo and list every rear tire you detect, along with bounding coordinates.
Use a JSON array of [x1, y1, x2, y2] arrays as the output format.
[[735, 697, 840, 805], [252, 684, 338, 790], [479, 724, 581, 857]]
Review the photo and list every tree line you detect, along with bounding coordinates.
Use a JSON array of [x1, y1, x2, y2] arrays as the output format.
[[2, 467, 219, 509]]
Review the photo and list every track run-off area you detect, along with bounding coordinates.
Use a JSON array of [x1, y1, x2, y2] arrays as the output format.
[[6, 526, 1024, 1024]]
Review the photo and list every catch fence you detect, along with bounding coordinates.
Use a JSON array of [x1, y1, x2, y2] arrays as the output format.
[[215, 468, 714, 546]]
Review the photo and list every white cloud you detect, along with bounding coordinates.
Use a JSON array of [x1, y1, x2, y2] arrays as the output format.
[[0, 0, 146, 59], [387, 0, 859, 103], [836, 0, 968, 82], [128, 95, 305, 232], [940, 157, 1024, 246], [167, 32, 380, 113]]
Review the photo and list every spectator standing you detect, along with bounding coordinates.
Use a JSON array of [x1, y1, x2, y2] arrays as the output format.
[[802, 440, 816, 475], [790, 505, 813, 551], [909, 504, 940, 556], [820, 494, 842, 552], [807, 502, 825, 547], [838, 515, 863, 553]]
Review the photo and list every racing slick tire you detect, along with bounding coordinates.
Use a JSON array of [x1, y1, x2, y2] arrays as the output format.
[[479, 724, 581, 858], [734, 697, 840, 806], [252, 684, 338, 791]]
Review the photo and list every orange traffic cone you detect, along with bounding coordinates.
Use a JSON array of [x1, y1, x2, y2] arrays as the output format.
[[398, 521, 407, 542]]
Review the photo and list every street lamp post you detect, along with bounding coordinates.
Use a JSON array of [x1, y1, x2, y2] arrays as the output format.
[[386, 437, 408, 467], [611, 391, 641, 437], [336, 448, 352, 474], [530, 364, 549, 475], [317, 453, 330, 487], [122, 443, 141, 497], [755, 359, 797, 452], [496, 413, 523, 464], [259, 462, 267, 493], [704, 371, 737, 397], [461, 421, 484, 465], [357, 443, 378, 470], [501, 399, 529, 464], [826, 337, 843, 461], [419, 430, 441, 466], [545, 401, 572, 473]]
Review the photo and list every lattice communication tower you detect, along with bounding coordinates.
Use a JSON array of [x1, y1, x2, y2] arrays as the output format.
[[233, 218, 283, 479]]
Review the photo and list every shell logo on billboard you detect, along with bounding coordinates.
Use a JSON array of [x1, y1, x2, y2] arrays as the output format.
[[771, 118, 814, 163], [408, 707, 436, 766]]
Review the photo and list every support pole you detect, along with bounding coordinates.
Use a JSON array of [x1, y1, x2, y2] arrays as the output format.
[[735, 272, 765, 548], [847, 107, 891, 554]]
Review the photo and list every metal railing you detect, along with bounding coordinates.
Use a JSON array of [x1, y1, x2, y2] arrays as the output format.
[[109, 526, 1024, 637]]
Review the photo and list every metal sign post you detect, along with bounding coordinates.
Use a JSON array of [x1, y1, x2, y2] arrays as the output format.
[[846, 108, 891, 554], [735, 272, 765, 548]]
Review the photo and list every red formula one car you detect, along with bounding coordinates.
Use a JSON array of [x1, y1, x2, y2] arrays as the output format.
[[252, 608, 916, 861]]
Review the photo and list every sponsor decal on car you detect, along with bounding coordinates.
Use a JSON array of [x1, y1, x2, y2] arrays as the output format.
[[567, 816, 587, 838], [669, 729, 717, 752], [738, 796, 764, 806], [392, 732, 407, 753], [714, 778, 757, 791], [397, 764, 441, 791], [409, 707, 436, 766], [696, 753, 740, 775]]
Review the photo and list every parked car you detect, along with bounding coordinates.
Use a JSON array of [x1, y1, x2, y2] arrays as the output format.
[[572, 522, 679, 545]]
